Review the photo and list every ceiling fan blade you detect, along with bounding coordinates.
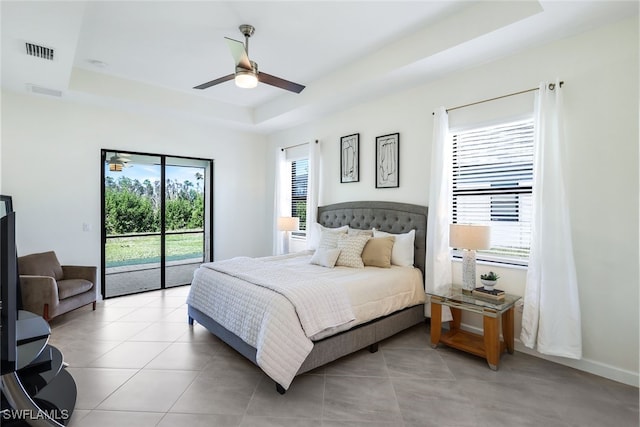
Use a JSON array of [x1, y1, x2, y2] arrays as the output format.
[[224, 37, 251, 70], [109, 155, 129, 162], [193, 74, 235, 90], [258, 72, 305, 93]]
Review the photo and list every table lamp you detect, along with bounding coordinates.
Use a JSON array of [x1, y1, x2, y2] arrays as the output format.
[[449, 224, 490, 292], [278, 216, 299, 254]]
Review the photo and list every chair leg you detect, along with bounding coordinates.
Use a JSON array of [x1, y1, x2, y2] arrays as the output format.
[[43, 304, 50, 321], [92, 301, 96, 311]]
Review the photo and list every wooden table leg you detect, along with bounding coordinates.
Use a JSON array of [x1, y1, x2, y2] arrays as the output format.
[[483, 314, 500, 370], [450, 307, 461, 332], [502, 307, 515, 354], [430, 301, 442, 348]]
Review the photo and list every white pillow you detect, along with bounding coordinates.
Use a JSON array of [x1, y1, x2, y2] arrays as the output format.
[[308, 223, 348, 249], [373, 228, 415, 267], [310, 248, 341, 268], [335, 234, 370, 268]]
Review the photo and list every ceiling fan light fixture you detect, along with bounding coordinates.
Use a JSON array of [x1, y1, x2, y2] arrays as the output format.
[[235, 69, 258, 89], [194, 25, 304, 93], [108, 153, 129, 172]]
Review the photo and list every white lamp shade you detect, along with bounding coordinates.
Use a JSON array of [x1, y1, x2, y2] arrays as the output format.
[[449, 224, 490, 250], [277, 217, 299, 232]]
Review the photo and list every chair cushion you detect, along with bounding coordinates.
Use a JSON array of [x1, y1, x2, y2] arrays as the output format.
[[57, 279, 93, 300], [18, 251, 64, 280]]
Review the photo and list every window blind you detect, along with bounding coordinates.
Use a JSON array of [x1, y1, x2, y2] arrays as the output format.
[[452, 118, 534, 265], [291, 158, 309, 232]]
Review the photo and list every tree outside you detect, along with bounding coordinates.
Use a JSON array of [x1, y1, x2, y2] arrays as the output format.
[[105, 173, 204, 235], [105, 168, 205, 267]]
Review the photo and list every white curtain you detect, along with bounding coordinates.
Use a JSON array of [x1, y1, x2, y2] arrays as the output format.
[[520, 80, 582, 359], [306, 141, 321, 249], [273, 149, 291, 255], [425, 107, 452, 321]]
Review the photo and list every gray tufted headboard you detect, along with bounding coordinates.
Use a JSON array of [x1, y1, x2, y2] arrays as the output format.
[[317, 201, 429, 282]]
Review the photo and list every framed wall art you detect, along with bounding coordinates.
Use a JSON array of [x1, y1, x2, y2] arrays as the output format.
[[375, 133, 399, 188], [340, 133, 359, 183]]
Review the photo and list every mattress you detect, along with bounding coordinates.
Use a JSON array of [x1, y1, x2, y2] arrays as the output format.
[[186, 250, 425, 388], [265, 251, 426, 339]]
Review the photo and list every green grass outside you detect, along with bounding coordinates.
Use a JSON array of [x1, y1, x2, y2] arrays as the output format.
[[106, 233, 204, 268]]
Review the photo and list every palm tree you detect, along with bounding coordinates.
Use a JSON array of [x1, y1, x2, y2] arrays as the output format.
[[194, 171, 204, 192]]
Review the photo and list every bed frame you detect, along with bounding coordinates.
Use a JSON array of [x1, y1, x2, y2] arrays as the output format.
[[188, 201, 429, 393]]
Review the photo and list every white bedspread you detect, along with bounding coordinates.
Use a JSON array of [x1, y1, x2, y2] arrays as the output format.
[[203, 256, 355, 337], [186, 251, 425, 389]]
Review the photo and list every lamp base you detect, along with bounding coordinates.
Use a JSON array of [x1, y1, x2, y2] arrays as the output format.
[[461, 249, 477, 292], [282, 231, 290, 254]]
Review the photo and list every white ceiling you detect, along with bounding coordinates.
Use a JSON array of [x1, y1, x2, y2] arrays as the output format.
[[1, 1, 637, 133]]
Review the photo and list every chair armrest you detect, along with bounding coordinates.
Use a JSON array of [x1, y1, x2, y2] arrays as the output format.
[[62, 265, 97, 284], [19, 275, 59, 310]]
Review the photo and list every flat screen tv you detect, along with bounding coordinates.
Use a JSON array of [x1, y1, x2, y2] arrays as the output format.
[[1, 195, 18, 374]]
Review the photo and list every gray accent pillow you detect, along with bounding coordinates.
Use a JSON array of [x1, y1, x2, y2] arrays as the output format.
[[348, 227, 373, 237], [309, 223, 348, 249], [318, 227, 348, 249]]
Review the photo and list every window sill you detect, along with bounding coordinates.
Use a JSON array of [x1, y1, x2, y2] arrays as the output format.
[[451, 257, 528, 271]]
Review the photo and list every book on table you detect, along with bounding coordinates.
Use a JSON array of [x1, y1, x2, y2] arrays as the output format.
[[471, 287, 505, 301]]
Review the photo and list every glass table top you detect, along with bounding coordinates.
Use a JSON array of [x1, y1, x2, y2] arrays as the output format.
[[427, 286, 522, 313]]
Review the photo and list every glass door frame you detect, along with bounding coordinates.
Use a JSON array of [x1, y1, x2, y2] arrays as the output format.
[[100, 149, 214, 299]]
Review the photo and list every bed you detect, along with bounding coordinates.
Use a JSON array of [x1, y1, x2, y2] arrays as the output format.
[[187, 201, 428, 393]]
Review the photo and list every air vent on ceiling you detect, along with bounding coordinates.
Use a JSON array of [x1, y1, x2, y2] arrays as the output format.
[[25, 42, 54, 61], [27, 84, 62, 98]]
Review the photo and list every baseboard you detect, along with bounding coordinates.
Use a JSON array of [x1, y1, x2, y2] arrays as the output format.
[[459, 323, 639, 387], [514, 342, 639, 387]]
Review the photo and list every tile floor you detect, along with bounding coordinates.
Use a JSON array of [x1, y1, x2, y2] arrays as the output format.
[[43, 286, 638, 427]]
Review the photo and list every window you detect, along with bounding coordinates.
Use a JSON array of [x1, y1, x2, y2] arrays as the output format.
[[451, 118, 534, 265], [291, 158, 308, 234]]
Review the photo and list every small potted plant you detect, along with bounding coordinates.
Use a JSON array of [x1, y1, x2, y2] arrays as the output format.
[[480, 271, 500, 290]]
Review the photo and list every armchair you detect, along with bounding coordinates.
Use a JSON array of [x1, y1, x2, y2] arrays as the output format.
[[17, 251, 97, 321]]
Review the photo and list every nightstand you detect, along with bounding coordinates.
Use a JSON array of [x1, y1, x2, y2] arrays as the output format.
[[427, 286, 521, 370]]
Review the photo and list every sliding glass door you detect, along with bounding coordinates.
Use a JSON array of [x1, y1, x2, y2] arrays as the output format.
[[164, 157, 211, 288], [101, 150, 213, 298]]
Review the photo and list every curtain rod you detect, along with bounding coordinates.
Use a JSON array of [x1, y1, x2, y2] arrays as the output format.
[[433, 81, 564, 115], [281, 140, 318, 151]]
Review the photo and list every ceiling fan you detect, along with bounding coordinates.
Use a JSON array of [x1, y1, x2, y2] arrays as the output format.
[[194, 24, 305, 94], [106, 152, 131, 172]]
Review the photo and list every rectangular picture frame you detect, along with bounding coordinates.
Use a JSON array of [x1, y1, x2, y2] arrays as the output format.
[[340, 133, 359, 183], [375, 133, 399, 188]]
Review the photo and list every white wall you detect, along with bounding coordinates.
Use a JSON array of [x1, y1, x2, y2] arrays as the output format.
[[1, 13, 636, 387], [0, 91, 271, 296], [267, 17, 639, 385]]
